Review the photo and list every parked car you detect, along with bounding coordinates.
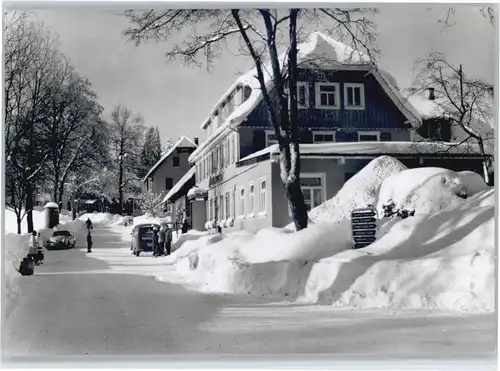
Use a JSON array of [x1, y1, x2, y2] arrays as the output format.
[[45, 230, 76, 250], [130, 223, 160, 257]]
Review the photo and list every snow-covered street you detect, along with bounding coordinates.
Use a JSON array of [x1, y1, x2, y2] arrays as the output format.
[[4, 220, 496, 359]]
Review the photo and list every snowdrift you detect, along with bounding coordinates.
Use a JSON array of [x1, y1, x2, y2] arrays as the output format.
[[5, 208, 72, 235], [4, 233, 31, 311], [301, 189, 495, 312], [163, 158, 494, 313], [377, 167, 490, 216], [4, 212, 85, 314], [306, 156, 408, 224]]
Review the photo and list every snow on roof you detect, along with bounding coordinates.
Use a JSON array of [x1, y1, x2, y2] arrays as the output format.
[[143, 136, 197, 181], [238, 141, 491, 162], [238, 144, 279, 163], [187, 186, 207, 198], [190, 32, 422, 164], [407, 94, 444, 118], [161, 166, 196, 204]]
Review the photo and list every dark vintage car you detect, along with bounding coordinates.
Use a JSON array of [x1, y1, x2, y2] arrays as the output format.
[[45, 230, 76, 250], [130, 223, 160, 257]]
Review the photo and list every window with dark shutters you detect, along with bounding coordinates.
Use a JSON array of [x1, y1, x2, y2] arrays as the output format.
[[173, 156, 180, 167]]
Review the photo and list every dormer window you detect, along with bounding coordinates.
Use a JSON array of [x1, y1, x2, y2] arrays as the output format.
[[344, 83, 365, 110], [315, 83, 340, 109]]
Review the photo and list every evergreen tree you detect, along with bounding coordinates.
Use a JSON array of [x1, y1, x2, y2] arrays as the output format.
[[151, 126, 162, 162], [139, 126, 163, 179]]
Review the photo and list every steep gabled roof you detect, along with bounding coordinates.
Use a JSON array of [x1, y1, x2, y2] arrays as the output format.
[[161, 166, 196, 204], [189, 31, 422, 164], [143, 136, 197, 182]]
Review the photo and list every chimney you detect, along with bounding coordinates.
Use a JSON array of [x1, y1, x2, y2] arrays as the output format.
[[194, 137, 199, 146]]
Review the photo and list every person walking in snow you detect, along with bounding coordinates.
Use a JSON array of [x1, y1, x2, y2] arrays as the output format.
[[152, 227, 159, 257], [28, 231, 42, 265], [158, 225, 166, 256], [85, 218, 93, 231], [87, 231, 93, 253], [165, 225, 173, 256]]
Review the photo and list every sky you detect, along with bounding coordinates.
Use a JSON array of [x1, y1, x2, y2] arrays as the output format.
[[19, 4, 497, 145]]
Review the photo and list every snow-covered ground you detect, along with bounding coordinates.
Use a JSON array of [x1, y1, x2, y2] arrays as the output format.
[[73, 156, 494, 314], [4, 209, 75, 310]]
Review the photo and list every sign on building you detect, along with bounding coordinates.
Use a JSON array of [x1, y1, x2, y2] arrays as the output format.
[[351, 206, 378, 249]]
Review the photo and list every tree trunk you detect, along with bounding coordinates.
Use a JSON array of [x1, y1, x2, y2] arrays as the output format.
[[476, 137, 490, 184], [72, 192, 77, 220], [286, 174, 308, 231], [285, 9, 308, 231], [53, 169, 60, 203], [118, 161, 124, 215], [25, 182, 34, 233], [57, 176, 67, 206], [16, 213, 22, 235]]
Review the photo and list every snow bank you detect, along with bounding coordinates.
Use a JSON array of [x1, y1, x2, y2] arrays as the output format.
[[376, 167, 490, 216], [169, 222, 355, 296], [156, 158, 493, 313], [307, 156, 408, 224], [171, 230, 209, 253], [4, 214, 87, 313], [5, 209, 71, 235], [300, 191, 495, 312], [4, 233, 31, 309]]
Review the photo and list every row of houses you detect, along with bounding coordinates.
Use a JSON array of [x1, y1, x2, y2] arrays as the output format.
[[143, 32, 493, 233]]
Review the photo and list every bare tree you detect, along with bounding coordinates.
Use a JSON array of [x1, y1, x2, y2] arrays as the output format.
[[409, 53, 494, 183], [436, 6, 495, 28], [4, 14, 61, 233], [108, 105, 145, 215], [123, 8, 378, 231], [43, 68, 107, 204], [137, 189, 166, 217]]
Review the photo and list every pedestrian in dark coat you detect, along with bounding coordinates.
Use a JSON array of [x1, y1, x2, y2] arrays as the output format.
[[165, 226, 173, 256], [87, 231, 92, 253], [152, 227, 159, 257], [181, 220, 189, 234], [85, 218, 93, 230], [158, 225, 166, 256]]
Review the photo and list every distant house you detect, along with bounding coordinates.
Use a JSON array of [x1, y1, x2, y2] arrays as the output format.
[[142, 136, 198, 210], [176, 32, 488, 233], [161, 166, 196, 228], [408, 94, 494, 150], [408, 94, 494, 184]]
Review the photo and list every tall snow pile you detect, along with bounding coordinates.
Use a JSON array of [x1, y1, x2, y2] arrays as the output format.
[[307, 156, 408, 223], [377, 167, 490, 216], [4, 233, 31, 310], [301, 188, 494, 312], [162, 157, 493, 312]]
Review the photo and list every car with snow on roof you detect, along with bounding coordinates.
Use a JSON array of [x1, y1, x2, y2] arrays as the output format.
[[45, 230, 76, 250]]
